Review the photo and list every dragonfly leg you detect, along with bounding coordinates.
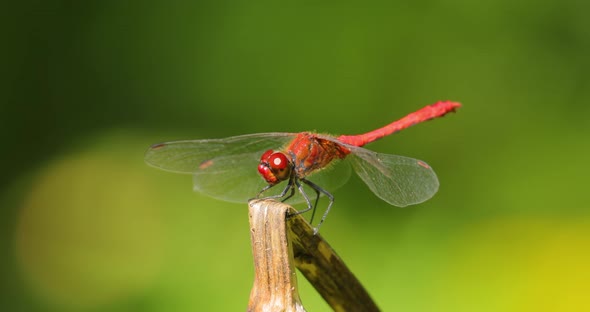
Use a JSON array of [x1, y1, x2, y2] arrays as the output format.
[[256, 175, 295, 201], [302, 182, 320, 226], [256, 184, 273, 198], [281, 186, 296, 203], [287, 178, 323, 234], [292, 178, 314, 215], [301, 178, 334, 235]]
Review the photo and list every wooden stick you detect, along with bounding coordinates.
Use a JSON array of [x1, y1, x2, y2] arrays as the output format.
[[248, 199, 380, 312]]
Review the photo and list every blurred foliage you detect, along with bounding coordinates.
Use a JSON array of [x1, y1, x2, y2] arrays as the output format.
[[2, 0, 589, 311]]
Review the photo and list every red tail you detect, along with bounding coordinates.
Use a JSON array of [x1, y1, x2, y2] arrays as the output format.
[[337, 101, 461, 147]]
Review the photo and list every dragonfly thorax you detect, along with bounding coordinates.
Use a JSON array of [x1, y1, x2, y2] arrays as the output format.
[[258, 149, 293, 185]]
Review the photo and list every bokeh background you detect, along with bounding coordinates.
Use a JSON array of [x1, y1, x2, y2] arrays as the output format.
[[2, 1, 589, 311]]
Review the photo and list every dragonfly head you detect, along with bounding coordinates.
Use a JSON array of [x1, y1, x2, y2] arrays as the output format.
[[258, 150, 292, 185]]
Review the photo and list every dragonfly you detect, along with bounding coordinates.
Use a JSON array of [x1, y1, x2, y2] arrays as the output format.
[[145, 101, 460, 233]]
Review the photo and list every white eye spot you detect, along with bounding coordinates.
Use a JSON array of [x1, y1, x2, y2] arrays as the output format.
[[273, 158, 282, 166]]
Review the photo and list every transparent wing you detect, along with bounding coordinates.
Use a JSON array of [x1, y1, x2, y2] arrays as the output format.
[[145, 133, 296, 174], [145, 132, 352, 204], [193, 151, 352, 204], [145, 133, 296, 202], [192, 150, 277, 203], [345, 145, 439, 207]]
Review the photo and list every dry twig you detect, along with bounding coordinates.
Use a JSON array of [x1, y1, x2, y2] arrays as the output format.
[[248, 199, 379, 312]]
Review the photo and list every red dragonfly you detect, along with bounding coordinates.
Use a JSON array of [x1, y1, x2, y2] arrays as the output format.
[[145, 101, 460, 232]]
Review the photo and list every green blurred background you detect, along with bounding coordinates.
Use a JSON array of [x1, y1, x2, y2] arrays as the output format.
[[2, 1, 589, 311]]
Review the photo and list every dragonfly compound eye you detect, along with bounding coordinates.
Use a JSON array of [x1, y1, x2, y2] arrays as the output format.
[[268, 152, 291, 181], [268, 152, 288, 170], [258, 150, 291, 184], [260, 149, 274, 162]]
